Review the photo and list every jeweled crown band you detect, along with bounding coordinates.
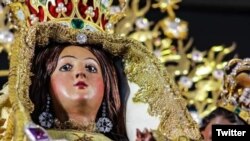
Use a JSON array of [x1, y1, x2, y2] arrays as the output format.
[[8, 0, 126, 32], [218, 58, 250, 124]]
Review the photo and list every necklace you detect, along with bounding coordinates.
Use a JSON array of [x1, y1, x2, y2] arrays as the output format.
[[54, 119, 96, 132]]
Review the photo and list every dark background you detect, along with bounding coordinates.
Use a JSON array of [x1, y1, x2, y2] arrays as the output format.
[[145, 0, 250, 58], [1, 0, 250, 88], [177, 0, 250, 58]]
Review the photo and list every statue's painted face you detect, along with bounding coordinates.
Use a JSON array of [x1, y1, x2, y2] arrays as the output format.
[[50, 46, 104, 115]]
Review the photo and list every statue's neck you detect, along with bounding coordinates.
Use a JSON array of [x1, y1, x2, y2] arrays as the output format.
[[53, 115, 96, 132]]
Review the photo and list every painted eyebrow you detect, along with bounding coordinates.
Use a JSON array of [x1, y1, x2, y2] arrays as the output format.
[[60, 55, 76, 59], [60, 55, 100, 65]]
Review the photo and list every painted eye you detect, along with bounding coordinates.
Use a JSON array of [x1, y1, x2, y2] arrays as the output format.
[[85, 64, 97, 73], [59, 64, 73, 71]]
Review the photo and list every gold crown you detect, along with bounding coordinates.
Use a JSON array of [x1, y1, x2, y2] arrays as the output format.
[[218, 58, 250, 124], [0, 0, 126, 76], [7, 0, 126, 33]]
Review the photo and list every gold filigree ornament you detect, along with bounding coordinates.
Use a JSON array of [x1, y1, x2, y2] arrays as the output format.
[[0, 3, 14, 77], [171, 44, 236, 123], [217, 58, 250, 124], [0, 2, 14, 54], [0, 0, 201, 140], [114, 0, 238, 124]]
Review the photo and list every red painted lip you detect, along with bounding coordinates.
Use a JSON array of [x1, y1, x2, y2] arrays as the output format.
[[74, 81, 88, 88]]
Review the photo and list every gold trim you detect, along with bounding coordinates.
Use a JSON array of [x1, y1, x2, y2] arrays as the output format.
[[0, 70, 8, 77], [47, 130, 112, 141]]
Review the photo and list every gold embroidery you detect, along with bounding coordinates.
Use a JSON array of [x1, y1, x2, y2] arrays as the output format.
[[54, 119, 96, 132], [73, 133, 94, 141]]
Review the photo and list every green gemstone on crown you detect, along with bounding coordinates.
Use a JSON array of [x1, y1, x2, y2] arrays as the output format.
[[234, 107, 241, 114], [71, 19, 84, 29]]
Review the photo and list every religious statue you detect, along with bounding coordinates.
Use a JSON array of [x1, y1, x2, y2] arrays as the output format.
[[0, 0, 201, 140]]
